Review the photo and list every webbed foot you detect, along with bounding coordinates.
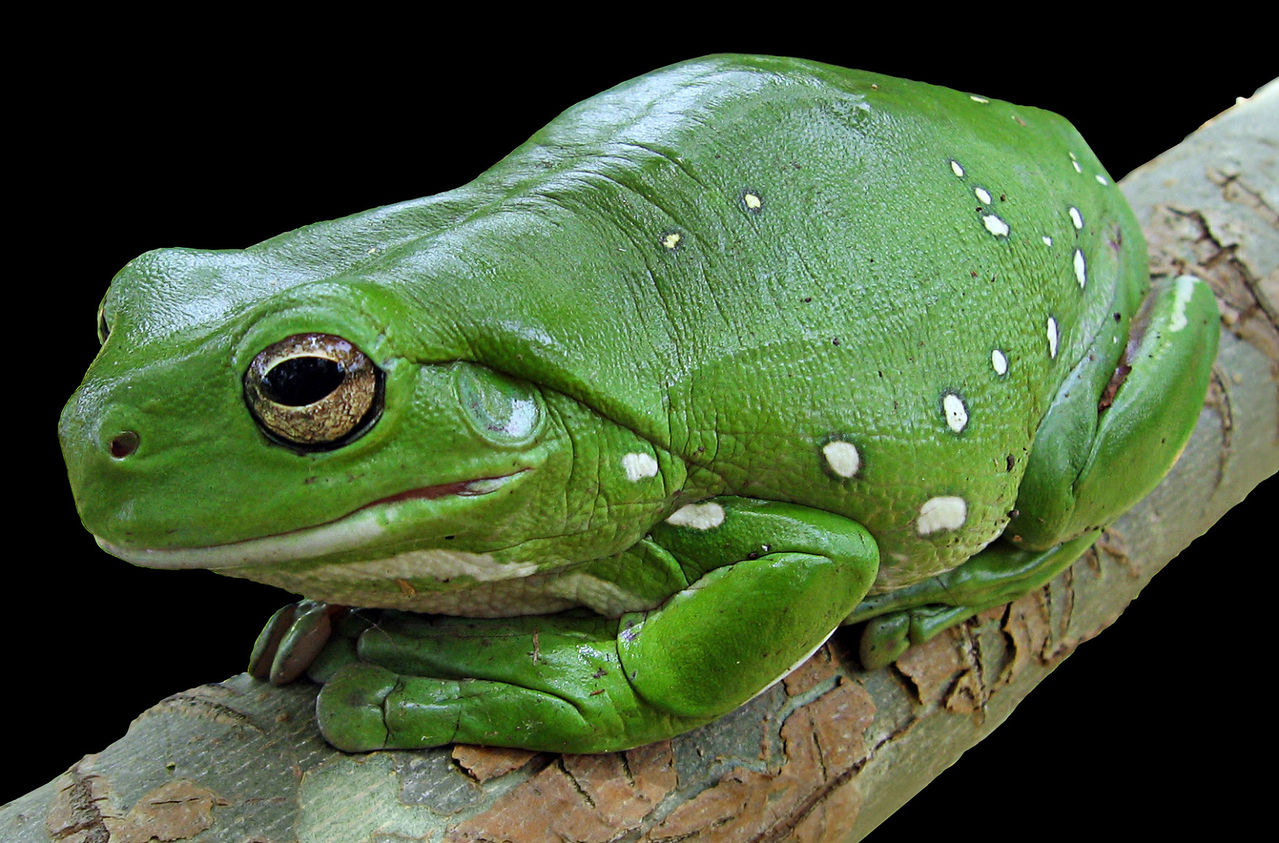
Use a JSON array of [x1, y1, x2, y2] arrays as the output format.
[[317, 611, 665, 753], [850, 533, 1098, 669]]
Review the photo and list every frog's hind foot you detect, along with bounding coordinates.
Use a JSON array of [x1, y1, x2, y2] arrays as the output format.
[[857, 606, 987, 668], [849, 532, 1098, 670]]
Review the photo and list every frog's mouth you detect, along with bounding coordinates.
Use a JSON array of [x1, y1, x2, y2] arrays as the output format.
[[96, 471, 527, 571]]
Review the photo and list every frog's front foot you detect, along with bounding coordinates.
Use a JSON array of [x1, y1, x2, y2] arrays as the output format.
[[249, 599, 351, 684], [314, 611, 678, 753], [315, 664, 405, 751]]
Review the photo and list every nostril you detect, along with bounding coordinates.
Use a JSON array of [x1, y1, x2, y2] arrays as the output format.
[[109, 431, 140, 459]]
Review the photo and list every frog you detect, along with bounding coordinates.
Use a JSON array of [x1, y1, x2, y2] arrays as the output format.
[[59, 54, 1219, 754]]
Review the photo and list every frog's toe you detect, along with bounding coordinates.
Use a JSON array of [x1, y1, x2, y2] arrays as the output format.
[[249, 599, 347, 685], [858, 613, 911, 670], [248, 602, 303, 682], [859, 604, 986, 670], [316, 663, 401, 752]]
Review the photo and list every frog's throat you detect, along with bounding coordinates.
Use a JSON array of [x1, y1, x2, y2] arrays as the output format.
[[96, 472, 526, 571]]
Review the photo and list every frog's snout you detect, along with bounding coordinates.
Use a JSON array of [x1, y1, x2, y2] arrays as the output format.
[[58, 381, 149, 541], [59, 387, 138, 468]]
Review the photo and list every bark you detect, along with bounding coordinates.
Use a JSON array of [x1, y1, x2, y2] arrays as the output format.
[[6, 80, 1275, 843]]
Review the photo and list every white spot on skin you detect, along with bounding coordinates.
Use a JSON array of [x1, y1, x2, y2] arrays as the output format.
[[970, 95, 990, 103], [665, 502, 726, 530], [1169, 275, 1197, 332], [1095, 174, 1109, 185], [991, 349, 1008, 375], [918, 496, 967, 535], [822, 441, 861, 478], [942, 393, 969, 433], [1042, 235, 1054, 246], [1047, 316, 1059, 358], [950, 159, 965, 178], [982, 214, 1010, 237], [743, 192, 762, 210], [974, 187, 992, 204], [1074, 249, 1087, 288], [1069, 152, 1083, 173], [660, 232, 682, 250], [1069, 207, 1084, 229], [622, 452, 658, 482]]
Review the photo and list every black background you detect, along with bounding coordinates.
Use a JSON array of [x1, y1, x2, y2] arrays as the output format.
[[15, 20, 1275, 838]]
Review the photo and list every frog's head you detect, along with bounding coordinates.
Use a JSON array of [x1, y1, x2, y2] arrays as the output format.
[[58, 245, 591, 601]]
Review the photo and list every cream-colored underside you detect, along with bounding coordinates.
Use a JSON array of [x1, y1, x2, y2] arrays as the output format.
[[224, 552, 663, 619]]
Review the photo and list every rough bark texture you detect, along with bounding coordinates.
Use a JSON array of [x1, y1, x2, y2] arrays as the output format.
[[5, 81, 1275, 843]]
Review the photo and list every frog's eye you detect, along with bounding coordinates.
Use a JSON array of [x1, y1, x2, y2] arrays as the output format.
[[96, 299, 110, 346], [244, 333, 384, 450]]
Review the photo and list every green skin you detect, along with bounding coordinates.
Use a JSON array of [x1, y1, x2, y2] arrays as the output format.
[[60, 55, 1218, 754]]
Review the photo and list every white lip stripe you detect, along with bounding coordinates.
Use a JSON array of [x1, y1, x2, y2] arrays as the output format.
[[98, 473, 522, 570], [98, 515, 387, 570]]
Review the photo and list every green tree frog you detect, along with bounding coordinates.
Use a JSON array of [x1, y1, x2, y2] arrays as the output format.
[[59, 55, 1218, 754]]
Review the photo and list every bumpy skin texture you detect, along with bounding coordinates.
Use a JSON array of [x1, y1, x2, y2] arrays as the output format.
[[60, 55, 1218, 753]]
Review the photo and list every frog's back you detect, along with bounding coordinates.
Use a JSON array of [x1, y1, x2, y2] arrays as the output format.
[[234, 56, 1146, 588], [444, 56, 1146, 587]]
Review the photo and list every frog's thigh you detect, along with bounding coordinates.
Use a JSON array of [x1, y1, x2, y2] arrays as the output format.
[[624, 497, 879, 718], [1014, 275, 1219, 548]]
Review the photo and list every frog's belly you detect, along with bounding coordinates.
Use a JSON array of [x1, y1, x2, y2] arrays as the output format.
[[220, 551, 665, 617]]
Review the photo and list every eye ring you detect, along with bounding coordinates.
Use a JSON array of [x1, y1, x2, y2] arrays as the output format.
[[244, 333, 384, 450]]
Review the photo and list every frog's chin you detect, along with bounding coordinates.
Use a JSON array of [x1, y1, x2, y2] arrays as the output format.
[[96, 471, 526, 571]]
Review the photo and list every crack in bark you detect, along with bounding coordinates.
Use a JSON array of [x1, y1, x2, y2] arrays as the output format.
[[750, 763, 863, 843], [1159, 206, 1279, 360], [48, 770, 110, 843], [1206, 365, 1235, 491], [560, 758, 599, 811], [1208, 167, 1279, 229]]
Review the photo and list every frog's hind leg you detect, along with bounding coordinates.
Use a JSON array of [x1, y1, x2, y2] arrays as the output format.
[[852, 274, 1218, 669], [1011, 275, 1219, 551]]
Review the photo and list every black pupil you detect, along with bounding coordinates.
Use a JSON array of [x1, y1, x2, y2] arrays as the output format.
[[263, 357, 345, 406]]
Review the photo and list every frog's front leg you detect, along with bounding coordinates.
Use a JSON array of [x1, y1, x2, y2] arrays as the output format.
[[854, 275, 1219, 668], [314, 497, 879, 753]]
